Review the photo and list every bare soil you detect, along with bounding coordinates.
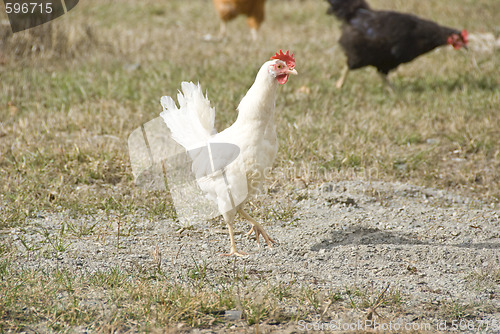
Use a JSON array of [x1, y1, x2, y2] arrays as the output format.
[[5, 180, 499, 333]]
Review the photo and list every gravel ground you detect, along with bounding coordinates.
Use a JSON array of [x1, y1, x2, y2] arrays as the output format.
[[4, 180, 500, 333]]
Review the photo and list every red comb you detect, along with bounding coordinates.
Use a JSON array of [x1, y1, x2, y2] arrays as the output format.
[[461, 29, 469, 44], [271, 50, 295, 69]]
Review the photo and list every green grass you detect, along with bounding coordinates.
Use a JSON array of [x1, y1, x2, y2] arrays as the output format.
[[0, 0, 499, 331]]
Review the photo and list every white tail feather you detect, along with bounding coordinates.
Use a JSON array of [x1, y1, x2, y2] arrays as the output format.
[[160, 82, 216, 150]]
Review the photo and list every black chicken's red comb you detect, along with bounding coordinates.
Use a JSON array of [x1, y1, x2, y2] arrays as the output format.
[[271, 50, 295, 69], [461, 29, 469, 44]]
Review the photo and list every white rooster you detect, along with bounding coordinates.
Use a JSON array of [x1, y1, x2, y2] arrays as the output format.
[[160, 50, 297, 256]]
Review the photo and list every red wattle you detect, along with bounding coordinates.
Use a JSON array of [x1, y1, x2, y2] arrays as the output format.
[[276, 74, 289, 85]]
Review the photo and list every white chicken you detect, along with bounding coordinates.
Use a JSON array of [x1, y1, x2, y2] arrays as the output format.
[[160, 50, 297, 256]]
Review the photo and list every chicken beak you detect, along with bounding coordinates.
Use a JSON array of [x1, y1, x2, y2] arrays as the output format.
[[288, 68, 298, 75]]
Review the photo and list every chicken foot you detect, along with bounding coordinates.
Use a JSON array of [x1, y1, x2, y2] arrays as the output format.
[[238, 209, 276, 249], [219, 210, 248, 257]]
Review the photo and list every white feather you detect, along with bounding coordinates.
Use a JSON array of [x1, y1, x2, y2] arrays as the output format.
[[160, 82, 216, 151]]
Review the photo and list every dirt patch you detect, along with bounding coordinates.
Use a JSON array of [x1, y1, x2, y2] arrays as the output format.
[[3, 180, 499, 332]]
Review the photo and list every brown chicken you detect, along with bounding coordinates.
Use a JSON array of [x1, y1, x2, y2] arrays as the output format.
[[212, 0, 266, 40]]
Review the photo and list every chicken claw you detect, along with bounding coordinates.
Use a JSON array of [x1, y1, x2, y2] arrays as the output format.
[[250, 223, 276, 249], [246, 226, 255, 237], [219, 249, 248, 257], [239, 209, 277, 249], [221, 219, 249, 257]]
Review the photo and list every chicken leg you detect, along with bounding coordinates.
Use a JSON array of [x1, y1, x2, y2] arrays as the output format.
[[336, 66, 349, 89], [250, 28, 258, 41], [218, 21, 227, 41], [238, 209, 276, 249], [219, 210, 248, 257], [377, 72, 394, 93], [219, 20, 258, 41]]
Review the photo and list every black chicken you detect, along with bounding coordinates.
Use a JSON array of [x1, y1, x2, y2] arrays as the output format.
[[326, 0, 468, 88]]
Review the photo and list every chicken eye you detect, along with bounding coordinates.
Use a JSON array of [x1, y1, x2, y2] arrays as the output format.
[[277, 64, 283, 69]]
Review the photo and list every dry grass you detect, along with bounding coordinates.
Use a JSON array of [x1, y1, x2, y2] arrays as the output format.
[[0, 260, 408, 332], [0, 0, 499, 331]]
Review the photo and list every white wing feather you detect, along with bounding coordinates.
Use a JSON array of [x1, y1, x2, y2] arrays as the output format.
[[160, 82, 216, 150]]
